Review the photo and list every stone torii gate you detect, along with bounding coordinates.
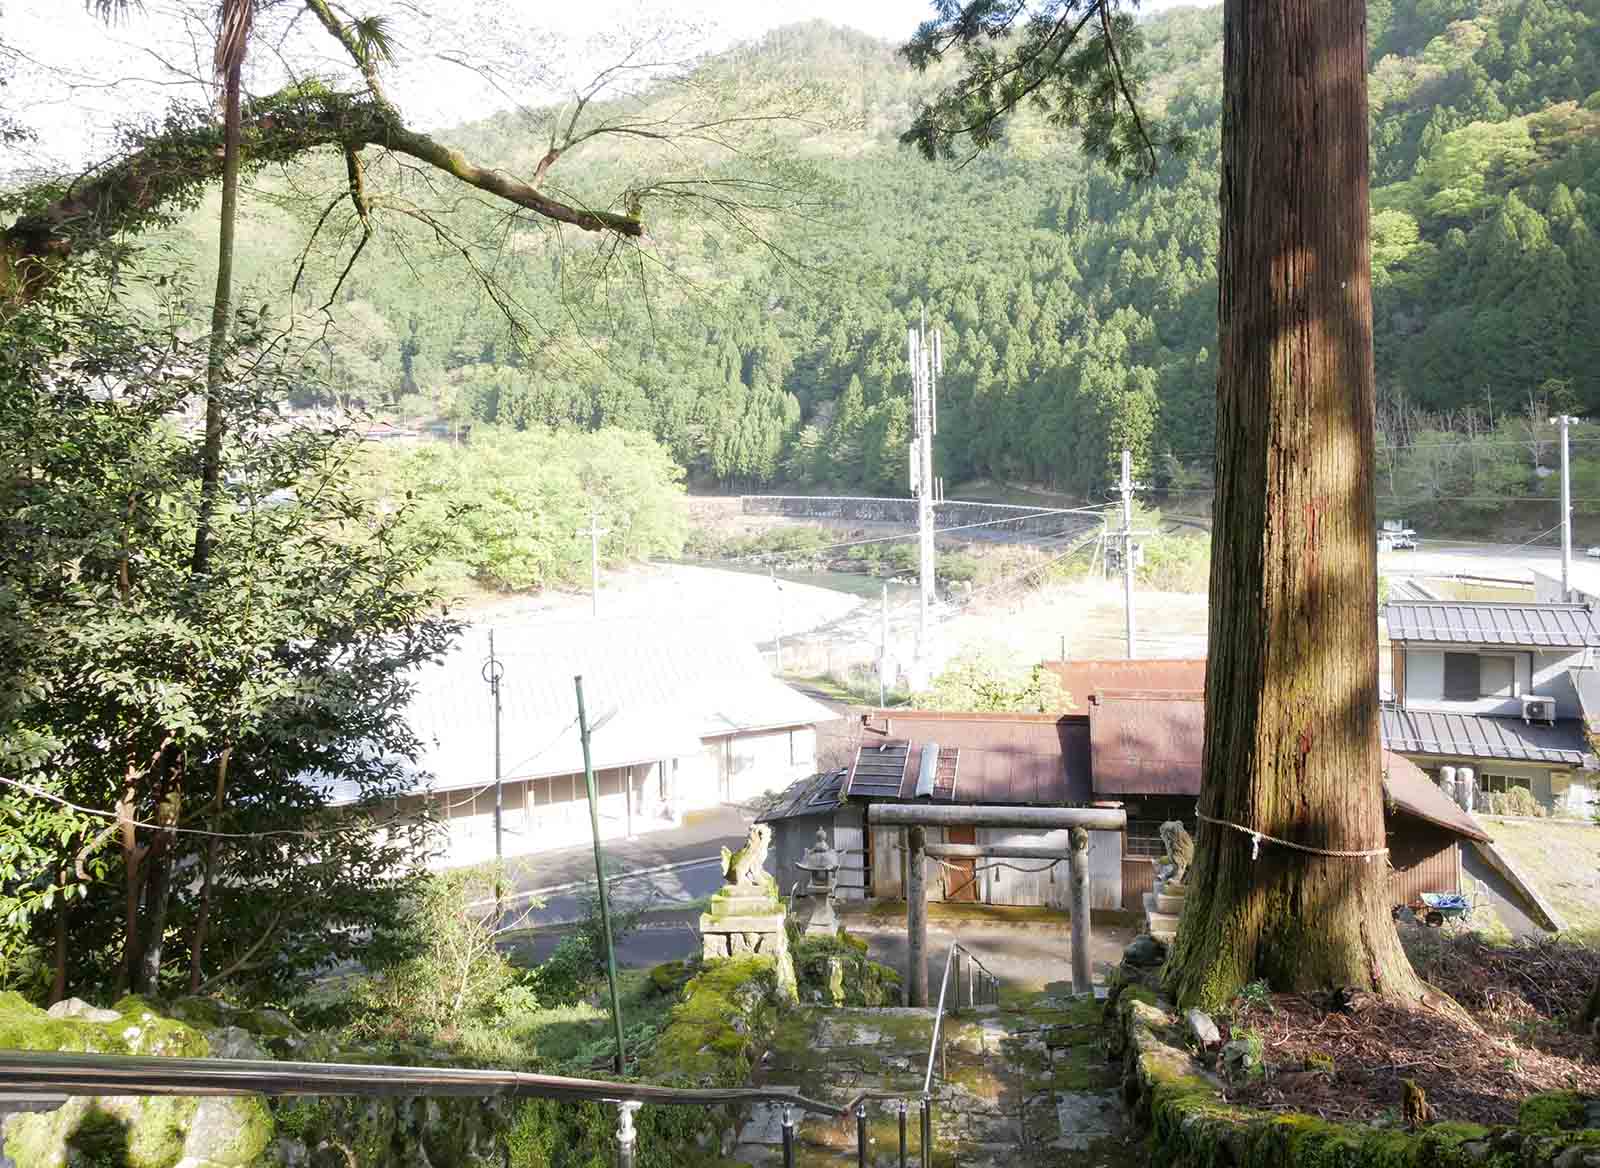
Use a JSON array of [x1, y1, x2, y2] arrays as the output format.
[[866, 803, 1128, 1005]]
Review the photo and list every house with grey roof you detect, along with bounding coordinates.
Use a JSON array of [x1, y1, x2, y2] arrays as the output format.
[[1383, 600, 1600, 815], [312, 617, 835, 868]]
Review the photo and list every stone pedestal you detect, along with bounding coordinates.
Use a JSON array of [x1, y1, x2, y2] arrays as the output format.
[[796, 890, 839, 937], [1142, 878, 1187, 944], [699, 891, 797, 1003]]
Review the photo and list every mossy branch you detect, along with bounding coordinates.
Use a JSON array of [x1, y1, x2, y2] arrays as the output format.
[[2, 86, 642, 299]]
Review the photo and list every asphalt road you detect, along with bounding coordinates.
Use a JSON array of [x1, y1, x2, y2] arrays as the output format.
[[1379, 541, 1564, 582], [507, 911, 1139, 995]]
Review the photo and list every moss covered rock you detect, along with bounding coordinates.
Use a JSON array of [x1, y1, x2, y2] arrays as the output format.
[[791, 929, 901, 1007], [643, 957, 778, 1087], [0, 995, 274, 1168]]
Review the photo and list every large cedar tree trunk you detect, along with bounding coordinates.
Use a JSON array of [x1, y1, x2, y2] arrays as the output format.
[[1164, 0, 1422, 1007]]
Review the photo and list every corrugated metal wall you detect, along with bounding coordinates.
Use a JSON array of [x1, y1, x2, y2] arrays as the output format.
[[1388, 830, 1462, 907], [1122, 857, 1157, 913]]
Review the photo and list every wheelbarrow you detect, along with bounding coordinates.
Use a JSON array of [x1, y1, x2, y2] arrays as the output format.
[[1411, 891, 1471, 927]]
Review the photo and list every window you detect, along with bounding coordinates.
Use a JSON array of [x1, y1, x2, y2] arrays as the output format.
[[1478, 773, 1531, 796], [1442, 652, 1517, 700], [1125, 821, 1170, 858], [1443, 653, 1478, 700], [1479, 655, 1515, 699]]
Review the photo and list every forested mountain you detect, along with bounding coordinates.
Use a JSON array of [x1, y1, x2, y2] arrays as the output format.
[[158, 0, 1600, 498]]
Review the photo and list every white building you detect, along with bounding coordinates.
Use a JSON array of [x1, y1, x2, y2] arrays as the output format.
[[1381, 599, 1600, 815], [315, 618, 835, 867]]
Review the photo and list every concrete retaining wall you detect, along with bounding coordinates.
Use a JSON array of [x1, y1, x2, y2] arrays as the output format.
[[741, 495, 1097, 539]]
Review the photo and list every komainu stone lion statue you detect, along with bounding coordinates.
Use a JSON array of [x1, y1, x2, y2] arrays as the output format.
[[1157, 820, 1195, 887], [721, 823, 772, 888]]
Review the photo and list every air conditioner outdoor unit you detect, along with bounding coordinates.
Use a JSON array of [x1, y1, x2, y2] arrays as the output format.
[[1521, 696, 1556, 725]]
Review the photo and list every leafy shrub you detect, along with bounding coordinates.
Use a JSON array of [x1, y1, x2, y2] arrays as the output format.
[[347, 866, 515, 1039], [1483, 787, 1545, 817], [1138, 530, 1210, 593], [937, 551, 979, 583]]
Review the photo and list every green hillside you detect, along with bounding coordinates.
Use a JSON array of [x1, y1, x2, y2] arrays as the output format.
[[158, 1, 1600, 507]]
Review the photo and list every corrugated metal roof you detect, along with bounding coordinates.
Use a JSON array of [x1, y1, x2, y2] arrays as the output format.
[[844, 712, 1090, 804], [757, 768, 848, 823], [1089, 695, 1205, 795], [1383, 601, 1600, 647], [1043, 659, 1206, 711], [1381, 751, 1491, 842], [1379, 706, 1594, 766], [305, 618, 834, 805]]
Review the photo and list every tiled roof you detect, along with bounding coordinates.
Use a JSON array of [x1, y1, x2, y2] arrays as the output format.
[[1379, 706, 1595, 767], [843, 711, 1090, 805], [306, 618, 834, 805], [757, 768, 849, 823], [1383, 601, 1600, 647], [1381, 751, 1490, 842]]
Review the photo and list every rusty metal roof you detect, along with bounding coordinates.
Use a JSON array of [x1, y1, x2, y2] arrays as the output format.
[[1383, 601, 1600, 647], [844, 711, 1090, 804], [757, 768, 849, 823], [1088, 694, 1205, 795], [1042, 659, 1206, 711], [1381, 751, 1491, 842]]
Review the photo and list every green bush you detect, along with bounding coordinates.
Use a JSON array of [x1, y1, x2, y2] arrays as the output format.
[[1137, 530, 1210, 593], [1483, 786, 1545, 817], [347, 866, 515, 1040]]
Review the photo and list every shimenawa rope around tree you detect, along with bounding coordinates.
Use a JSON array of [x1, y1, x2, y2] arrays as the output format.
[[1194, 808, 1389, 863]]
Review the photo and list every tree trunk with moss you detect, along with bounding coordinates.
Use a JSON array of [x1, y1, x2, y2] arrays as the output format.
[[1164, 0, 1422, 1008]]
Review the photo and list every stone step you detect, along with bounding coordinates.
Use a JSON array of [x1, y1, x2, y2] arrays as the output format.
[[1144, 908, 1181, 944], [1143, 891, 1184, 915]]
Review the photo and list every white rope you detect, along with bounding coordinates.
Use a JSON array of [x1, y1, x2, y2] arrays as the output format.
[[1194, 809, 1389, 863]]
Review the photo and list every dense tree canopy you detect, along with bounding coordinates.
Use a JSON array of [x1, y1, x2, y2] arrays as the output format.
[[98, 0, 1599, 504]]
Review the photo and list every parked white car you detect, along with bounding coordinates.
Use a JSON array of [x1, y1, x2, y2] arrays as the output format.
[[1586, 546, 1600, 559]]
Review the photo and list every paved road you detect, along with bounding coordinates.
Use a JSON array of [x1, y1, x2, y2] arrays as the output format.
[[508, 911, 1138, 995], [489, 805, 756, 930], [1380, 541, 1562, 582]]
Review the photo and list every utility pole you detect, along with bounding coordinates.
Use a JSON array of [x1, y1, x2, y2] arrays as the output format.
[[1561, 414, 1573, 601], [908, 310, 941, 683], [879, 583, 888, 707], [577, 508, 610, 619], [575, 675, 627, 1074], [1119, 450, 1138, 660], [481, 630, 505, 919]]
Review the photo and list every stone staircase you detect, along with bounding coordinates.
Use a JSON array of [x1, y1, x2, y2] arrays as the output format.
[[732, 991, 1143, 1167], [1141, 878, 1186, 944]]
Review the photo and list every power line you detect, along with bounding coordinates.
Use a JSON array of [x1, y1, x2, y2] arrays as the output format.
[[0, 775, 380, 842]]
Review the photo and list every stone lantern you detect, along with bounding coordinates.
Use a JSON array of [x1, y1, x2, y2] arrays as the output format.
[[793, 828, 841, 935]]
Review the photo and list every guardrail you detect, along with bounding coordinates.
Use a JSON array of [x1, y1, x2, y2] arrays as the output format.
[[0, 1051, 849, 1168]]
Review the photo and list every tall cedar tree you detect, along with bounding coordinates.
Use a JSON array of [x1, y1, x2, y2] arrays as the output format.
[[1163, 0, 1422, 1005], [903, 0, 1422, 1003]]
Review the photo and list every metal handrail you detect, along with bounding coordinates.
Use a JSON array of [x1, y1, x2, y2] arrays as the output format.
[[921, 940, 997, 1097], [0, 1051, 848, 1117]]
